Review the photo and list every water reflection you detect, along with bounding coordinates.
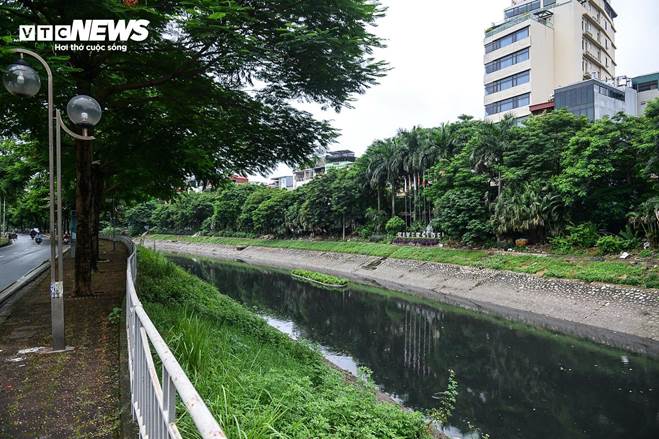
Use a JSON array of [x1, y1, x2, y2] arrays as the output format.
[[171, 256, 659, 439]]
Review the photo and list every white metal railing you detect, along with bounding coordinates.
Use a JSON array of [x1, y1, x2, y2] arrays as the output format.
[[117, 236, 226, 439]]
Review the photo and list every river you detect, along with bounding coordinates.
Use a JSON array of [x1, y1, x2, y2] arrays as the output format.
[[170, 255, 659, 439]]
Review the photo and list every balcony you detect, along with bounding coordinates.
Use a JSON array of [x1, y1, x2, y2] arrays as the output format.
[[485, 10, 552, 39]]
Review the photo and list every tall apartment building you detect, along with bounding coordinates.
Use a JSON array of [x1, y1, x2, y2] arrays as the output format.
[[484, 0, 618, 122]]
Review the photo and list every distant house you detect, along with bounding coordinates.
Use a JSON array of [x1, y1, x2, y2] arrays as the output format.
[[185, 174, 248, 192], [270, 175, 294, 190], [293, 150, 356, 188], [230, 175, 249, 185]]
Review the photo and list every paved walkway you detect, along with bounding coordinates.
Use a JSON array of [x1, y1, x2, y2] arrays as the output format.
[[0, 241, 127, 438]]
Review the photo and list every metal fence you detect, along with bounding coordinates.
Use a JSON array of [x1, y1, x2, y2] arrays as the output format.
[[117, 236, 227, 439]]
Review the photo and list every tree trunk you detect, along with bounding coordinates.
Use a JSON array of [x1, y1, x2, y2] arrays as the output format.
[[74, 138, 93, 296], [391, 184, 396, 216], [342, 213, 346, 241], [91, 163, 103, 270], [377, 187, 381, 212]]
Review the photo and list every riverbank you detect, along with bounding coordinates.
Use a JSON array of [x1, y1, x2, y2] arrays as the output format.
[[136, 247, 434, 438], [151, 234, 659, 289], [147, 237, 659, 357]]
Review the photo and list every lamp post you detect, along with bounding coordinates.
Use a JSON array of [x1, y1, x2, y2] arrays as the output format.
[[2, 48, 102, 351]]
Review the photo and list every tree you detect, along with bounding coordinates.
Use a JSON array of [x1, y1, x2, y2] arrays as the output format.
[[555, 114, 651, 231], [0, 0, 387, 295], [491, 183, 563, 242]]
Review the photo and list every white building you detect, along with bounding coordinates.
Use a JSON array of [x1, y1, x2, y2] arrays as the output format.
[[293, 150, 356, 188], [484, 0, 618, 122]]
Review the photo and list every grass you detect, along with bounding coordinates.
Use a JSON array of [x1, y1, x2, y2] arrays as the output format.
[[291, 269, 348, 287], [137, 247, 431, 439], [0, 236, 9, 247], [151, 234, 659, 289]]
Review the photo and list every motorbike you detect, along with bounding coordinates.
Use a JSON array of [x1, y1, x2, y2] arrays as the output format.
[[35, 235, 43, 244]]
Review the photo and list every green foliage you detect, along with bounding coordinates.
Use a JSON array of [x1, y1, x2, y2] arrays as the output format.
[[550, 223, 600, 253], [119, 102, 659, 249], [385, 216, 406, 235], [137, 247, 430, 438], [492, 184, 563, 241], [107, 307, 121, 325], [432, 189, 492, 245], [596, 235, 632, 255], [427, 369, 458, 425], [168, 312, 212, 377], [291, 269, 348, 287]]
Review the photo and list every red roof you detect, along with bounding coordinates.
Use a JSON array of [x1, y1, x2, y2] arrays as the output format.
[[230, 175, 249, 184], [529, 101, 555, 113]]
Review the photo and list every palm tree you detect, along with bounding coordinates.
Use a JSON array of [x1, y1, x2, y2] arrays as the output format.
[[470, 115, 515, 198]]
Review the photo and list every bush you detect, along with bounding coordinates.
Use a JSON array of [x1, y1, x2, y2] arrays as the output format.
[[356, 224, 373, 239], [290, 269, 348, 286], [385, 216, 406, 235], [596, 235, 638, 255], [550, 223, 599, 253], [432, 189, 492, 245]]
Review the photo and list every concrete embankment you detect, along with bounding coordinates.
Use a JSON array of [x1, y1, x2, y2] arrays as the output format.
[[148, 238, 659, 357]]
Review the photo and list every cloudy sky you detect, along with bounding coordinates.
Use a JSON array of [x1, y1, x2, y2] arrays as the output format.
[[257, 0, 659, 181]]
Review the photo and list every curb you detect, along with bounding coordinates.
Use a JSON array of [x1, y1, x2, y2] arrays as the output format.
[[0, 246, 70, 307], [0, 259, 50, 306]]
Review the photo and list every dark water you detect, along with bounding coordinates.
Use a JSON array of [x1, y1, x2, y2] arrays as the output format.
[[170, 255, 659, 439]]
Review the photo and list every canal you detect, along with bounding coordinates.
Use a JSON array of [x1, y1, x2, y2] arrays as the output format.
[[170, 255, 659, 439]]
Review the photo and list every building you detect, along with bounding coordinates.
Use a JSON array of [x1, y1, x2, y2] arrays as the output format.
[[632, 73, 659, 114], [186, 175, 248, 193], [293, 150, 356, 188], [270, 175, 294, 190], [554, 77, 636, 121], [229, 175, 249, 185], [484, 0, 618, 122]]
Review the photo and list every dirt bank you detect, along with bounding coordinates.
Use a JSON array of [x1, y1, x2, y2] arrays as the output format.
[[147, 238, 659, 357]]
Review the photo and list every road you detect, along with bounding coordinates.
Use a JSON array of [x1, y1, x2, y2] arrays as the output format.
[[0, 234, 51, 291]]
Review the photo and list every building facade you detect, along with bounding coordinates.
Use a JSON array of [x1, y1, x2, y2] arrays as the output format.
[[632, 73, 659, 114], [293, 150, 356, 188], [484, 0, 618, 122]]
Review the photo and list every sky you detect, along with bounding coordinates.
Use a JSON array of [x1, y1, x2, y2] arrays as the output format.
[[255, 0, 659, 182]]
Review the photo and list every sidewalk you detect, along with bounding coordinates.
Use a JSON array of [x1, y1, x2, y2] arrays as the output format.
[[0, 240, 127, 438]]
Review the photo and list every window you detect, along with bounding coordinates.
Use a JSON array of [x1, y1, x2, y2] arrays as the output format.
[[485, 27, 529, 53], [485, 93, 531, 115], [544, 0, 556, 6], [596, 84, 624, 101], [605, 39, 608, 49], [636, 81, 659, 92], [504, 0, 541, 19], [485, 70, 530, 95], [485, 48, 529, 73]]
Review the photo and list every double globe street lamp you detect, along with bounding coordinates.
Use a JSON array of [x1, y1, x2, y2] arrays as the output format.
[[3, 48, 102, 351]]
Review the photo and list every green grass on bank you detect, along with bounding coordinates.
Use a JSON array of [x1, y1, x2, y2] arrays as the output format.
[[151, 234, 659, 289], [291, 269, 348, 287], [136, 247, 431, 439], [0, 236, 9, 247]]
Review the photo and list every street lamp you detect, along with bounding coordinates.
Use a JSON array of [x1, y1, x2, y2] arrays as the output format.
[[2, 48, 100, 352], [3, 59, 41, 97]]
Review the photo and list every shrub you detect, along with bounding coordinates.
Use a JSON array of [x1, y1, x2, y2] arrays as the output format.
[[290, 269, 348, 286], [550, 223, 599, 253], [432, 189, 492, 245], [385, 216, 406, 235], [356, 224, 373, 239], [596, 235, 638, 255]]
